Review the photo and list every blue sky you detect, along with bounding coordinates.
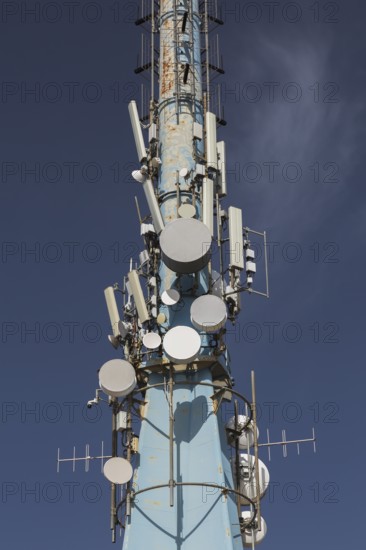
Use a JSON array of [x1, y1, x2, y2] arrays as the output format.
[[1, 1, 364, 549]]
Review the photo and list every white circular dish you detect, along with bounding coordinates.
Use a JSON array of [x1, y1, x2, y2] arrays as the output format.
[[232, 454, 270, 505], [161, 288, 181, 306], [190, 294, 227, 332], [179, 167, 189, 178], [178, 203, 196, 219], [160, 218, 212, 274], [99, 359, 136, 398], [163, 326, 201, 363], [103, 457, 133, 485], [225, 415, 259, 449], [157, 313, 167, 325], [143, 332, 162, 350], [241, 512, 267, 547]]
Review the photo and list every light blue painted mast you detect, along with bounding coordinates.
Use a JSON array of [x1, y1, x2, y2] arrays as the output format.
[[123, 0, 242, 550], [122, 2, 243, 548]]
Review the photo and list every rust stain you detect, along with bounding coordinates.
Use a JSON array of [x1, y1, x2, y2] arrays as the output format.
[[161, 19, 175, 97]]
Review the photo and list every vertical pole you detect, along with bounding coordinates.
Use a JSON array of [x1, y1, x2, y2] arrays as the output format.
[[251, 371, 261, 531], [126, 398, 133, 518], [111, 403, 117, 541], [122, 2, 243, 548], [168, 367, 174, 507], [204, 0, 210, 111]]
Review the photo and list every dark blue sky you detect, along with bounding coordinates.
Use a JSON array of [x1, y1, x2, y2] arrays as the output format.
[[1, 1, 364, 549]]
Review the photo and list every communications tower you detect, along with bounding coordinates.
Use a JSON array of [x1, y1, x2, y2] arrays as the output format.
[[58, 1, 316, 548]]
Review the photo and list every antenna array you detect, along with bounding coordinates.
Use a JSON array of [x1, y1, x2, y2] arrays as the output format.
[[57, 2, 316, 548]]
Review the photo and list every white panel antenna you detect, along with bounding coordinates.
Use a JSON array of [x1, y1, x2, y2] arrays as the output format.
[[149, 123, 157, 143], [205, 112, 218, 169], [217, 141, 227, 197], [193, 122, 203, 140], [228, 206, 244, 270], [241, 512, 267, 547], [128, 100, 147, 163], [104, 287, 121, 338], [128, 270, 150, 324], [202, 177, 214, 235], [142, 178, 165, 234]]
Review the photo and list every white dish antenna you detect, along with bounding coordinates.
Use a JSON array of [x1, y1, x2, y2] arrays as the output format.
[[232, 454, 270, 505], [190, 295, 227, 332], [161, 288, 181, 306], [226, 415, 258, 449], [132, 169, 147, 183], [98, 359, 136, 398], [178, 203, 196, 219], [143, 332, 162, 350], [160, 218, 212, 274], [179, 167, 189, 178], [163, 326, 201, 363], [241, 512, 267, 547], [103, 457, 133, 485]]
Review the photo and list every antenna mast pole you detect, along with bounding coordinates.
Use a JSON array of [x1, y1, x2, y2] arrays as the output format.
[[122, 1, 242, 548]]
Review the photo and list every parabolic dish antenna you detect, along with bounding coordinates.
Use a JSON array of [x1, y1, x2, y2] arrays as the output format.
[[103, 457, 133, 485], [99, 359, 136, 398], [160, 218, 212, 274], [161, 288, 181, 306], [179, 167, 189, 178], [241, 511, 267, 547], [190, 294, 227, 332], [225, 415, 259, 449], [178, 203, 196, 219], [163, 326, 201, 363], [142, 332, 162, 350], [232, 453, 270, 505], [157, 312, 166, 324], [131, 169, 147, 183]]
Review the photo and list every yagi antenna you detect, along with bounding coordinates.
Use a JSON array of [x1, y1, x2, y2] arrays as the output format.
[[57, 441, 111, 474], [258, 427, 316, 462]]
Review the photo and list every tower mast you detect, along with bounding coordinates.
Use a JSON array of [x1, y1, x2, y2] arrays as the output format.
[[56, 3, 317, 544], [122, 2, 243, 548], [89, 1, 268, 548]]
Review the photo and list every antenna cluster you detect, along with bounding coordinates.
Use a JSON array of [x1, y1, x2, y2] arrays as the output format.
[[57, 2, 316, 548]]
